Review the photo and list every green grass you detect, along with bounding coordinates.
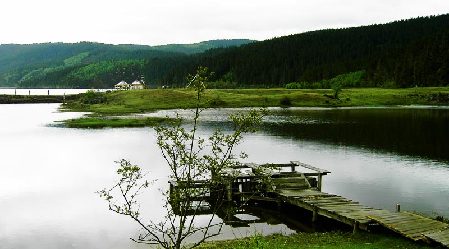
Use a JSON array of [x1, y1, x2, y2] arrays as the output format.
[[62, 87, 449, 128], [64, 87, 449, 115], [199, 232, 437, 249], [63, 117, 170, 128]]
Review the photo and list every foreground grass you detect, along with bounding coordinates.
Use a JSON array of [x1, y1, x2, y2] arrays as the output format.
[[199, 232, 437, 249]]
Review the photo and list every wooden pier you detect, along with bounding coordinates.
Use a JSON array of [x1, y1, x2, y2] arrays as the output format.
[[169, 161, 449, 248]]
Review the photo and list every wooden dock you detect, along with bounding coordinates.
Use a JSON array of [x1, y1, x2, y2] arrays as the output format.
[[169, 161, 449, 248]]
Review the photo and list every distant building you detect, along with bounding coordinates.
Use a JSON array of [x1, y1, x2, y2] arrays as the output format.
[[130, 80, 145, 90], [114, 81, 130, 90]]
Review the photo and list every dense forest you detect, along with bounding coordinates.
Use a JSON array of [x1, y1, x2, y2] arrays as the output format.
[[143, 14, 449, 88], [0, 40, 253, 88], [1, 14, 448, 89]]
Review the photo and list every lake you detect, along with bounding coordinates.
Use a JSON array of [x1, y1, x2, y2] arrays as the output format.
[[0, 104, 448, 249]]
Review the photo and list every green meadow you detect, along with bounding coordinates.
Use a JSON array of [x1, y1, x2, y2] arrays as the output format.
[[62, 87, 449, 128]]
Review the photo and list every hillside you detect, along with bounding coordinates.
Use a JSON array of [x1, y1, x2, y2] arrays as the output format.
[[152, 39, 255, 54], [2, 14, 449, 89], [142, 14, 449, 88], [0, 39, 253, 88]]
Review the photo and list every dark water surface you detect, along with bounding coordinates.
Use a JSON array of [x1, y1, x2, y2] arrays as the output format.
[[1, 104, 448, 249], [262, 107, 449, 162]]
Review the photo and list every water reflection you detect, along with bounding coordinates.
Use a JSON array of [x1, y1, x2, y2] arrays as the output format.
[[262, 107, 449, 162], [1, 104, 449, 249], [147, 106, 449, 216]]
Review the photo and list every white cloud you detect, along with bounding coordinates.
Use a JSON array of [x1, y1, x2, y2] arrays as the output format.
[[0, 0, 448, 45]]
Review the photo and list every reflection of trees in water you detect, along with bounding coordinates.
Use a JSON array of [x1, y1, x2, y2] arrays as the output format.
[[263, 109, 449, 162]]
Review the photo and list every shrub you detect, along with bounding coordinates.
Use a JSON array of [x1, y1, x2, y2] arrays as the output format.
[[81, 90, 107, 104], [285, 82, 302, 89]]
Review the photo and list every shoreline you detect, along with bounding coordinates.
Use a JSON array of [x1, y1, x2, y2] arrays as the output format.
[[58, 87, 449, 128]]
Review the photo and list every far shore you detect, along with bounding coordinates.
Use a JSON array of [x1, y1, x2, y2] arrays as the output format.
[[57, 87, 449, 128], [0, 94, 75, 104]]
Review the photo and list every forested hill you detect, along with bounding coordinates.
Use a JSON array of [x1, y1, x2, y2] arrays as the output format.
[[2, 15, 449, 89], [144, 14, 449, 88], [0, 39, 253, 88], [152, 39, 255, 54]]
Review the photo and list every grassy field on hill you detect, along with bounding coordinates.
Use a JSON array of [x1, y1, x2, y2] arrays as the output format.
[[62, 87, 449, 128], [66, 87, 449, 113]]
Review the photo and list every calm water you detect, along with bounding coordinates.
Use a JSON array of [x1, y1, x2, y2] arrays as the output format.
[[0, 104, 448, 249]]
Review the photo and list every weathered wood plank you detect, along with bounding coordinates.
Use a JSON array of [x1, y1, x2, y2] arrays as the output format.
[[424, 229, 449, 246], [303, 199, 348, 204], [279, 189, 324, 196], [392, 222, 447, 232], [317, 202, 361, 207], [370, 212, 449, 243], [319, 205, 366, 211], [302, 196, 350, 202], [290, 161, 330, 174], [407, 228, 445, 239], [401, 226, 445, 236], [379, 218, 441, 226], [307, 201, 356, 207]]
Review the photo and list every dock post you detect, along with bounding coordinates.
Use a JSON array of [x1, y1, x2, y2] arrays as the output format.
[[317, 174, 323, 191], [353, 221, 359, 234], [312, 208, 318, 222]]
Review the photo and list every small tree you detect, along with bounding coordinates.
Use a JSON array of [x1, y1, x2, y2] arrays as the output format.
[[331, 82, 342, 99], [98, 67, 264, 249]]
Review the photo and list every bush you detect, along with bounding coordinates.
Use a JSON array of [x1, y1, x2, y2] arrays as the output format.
[[285, 82, 302, 89], [81, 90, 107, 104]]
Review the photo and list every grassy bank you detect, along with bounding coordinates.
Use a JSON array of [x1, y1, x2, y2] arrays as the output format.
[[65, 87, 449, 114], [62, 87, 449, 128], [199, 232, 436, 249], [63, 117, 171, 128]]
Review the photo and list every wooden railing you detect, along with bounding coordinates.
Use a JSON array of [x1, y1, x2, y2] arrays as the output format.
[[168, 161, 331, 203]]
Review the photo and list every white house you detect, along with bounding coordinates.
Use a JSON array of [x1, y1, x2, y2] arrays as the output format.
[[130, 80, 145, 90], [114, 81, 130, 90]]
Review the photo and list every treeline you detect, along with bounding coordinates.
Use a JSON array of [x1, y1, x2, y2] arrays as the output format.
[[143, 14, 449, 88], [2, 15, 449, 89], [0, 40, 253, 88]]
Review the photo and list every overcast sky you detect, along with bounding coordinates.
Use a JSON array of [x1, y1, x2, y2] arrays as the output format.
[[1, 0, 449, 46]]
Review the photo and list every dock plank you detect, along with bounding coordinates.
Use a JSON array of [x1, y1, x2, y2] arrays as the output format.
[[227, 161, 449, 248], [277, 184, 449, 246], [369, 212, 449, 242]]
